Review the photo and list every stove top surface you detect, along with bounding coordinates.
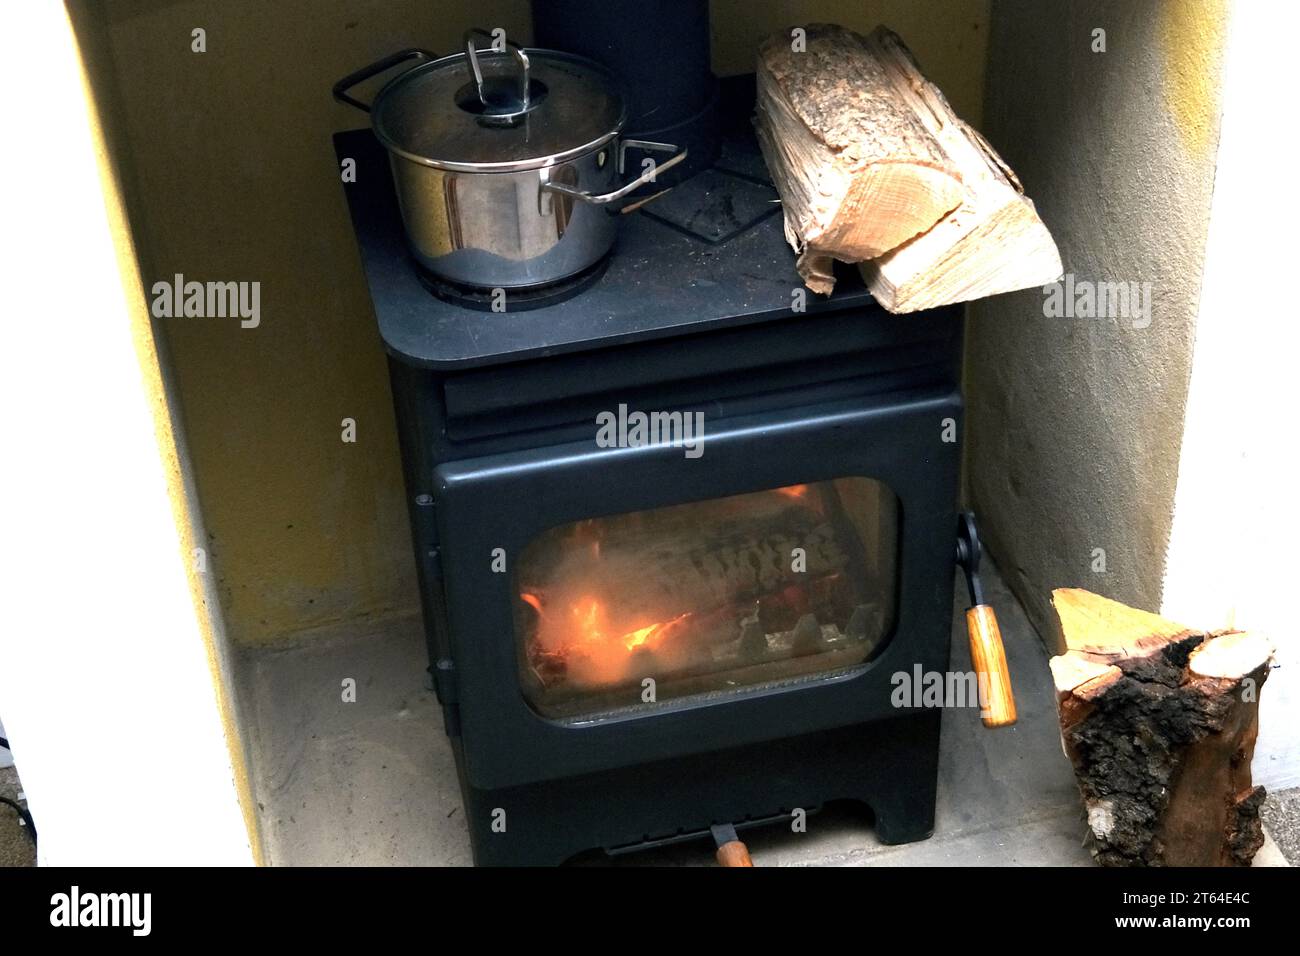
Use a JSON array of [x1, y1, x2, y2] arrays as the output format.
[[335, 84, 877, 371]]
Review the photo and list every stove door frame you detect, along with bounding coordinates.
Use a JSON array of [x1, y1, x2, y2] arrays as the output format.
[[433, 388, 961, 791]]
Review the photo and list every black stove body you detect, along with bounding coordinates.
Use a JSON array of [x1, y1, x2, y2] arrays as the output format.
[[337, 84, 963, 865]]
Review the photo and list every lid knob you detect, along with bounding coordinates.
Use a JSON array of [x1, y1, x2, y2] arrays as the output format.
[[460, 29, 543, 126]]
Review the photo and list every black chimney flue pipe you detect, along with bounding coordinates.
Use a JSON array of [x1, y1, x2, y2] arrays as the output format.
[[531, 0, 721, 178]]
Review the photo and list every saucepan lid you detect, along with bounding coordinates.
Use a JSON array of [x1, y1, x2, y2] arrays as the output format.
[[334, 31, 626, 173]]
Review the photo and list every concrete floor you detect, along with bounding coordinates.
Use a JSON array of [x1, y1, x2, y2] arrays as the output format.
[[242, 560, 1290, 867]]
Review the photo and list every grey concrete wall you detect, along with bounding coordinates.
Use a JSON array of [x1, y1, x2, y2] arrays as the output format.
[[966, 0, 1228, 650]]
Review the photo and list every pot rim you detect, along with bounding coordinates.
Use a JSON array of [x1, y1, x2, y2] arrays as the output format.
[[378, 128, 623, 173], [371, 48, 626, 174]]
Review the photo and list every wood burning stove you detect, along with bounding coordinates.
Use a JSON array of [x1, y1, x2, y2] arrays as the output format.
[[336, 76, 964, 865]]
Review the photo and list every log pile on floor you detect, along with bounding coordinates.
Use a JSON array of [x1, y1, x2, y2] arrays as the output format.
[[754, 23, 1062, 310], [1049, 588, 1274, 866]]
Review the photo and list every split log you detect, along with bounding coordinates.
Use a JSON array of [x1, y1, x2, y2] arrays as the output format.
[[1049, 588, 1274, 867], [755, 24, 967, 291], [754, 24, 1062, 308]]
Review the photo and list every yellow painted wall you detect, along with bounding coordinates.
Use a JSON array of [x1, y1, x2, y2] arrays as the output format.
[[92, 0, 988, 646], [96, 0, 531, 645]]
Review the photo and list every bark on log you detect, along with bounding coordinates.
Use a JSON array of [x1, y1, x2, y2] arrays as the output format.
[[755, 23, 1062, 308], [1049, 588, 1274, 867]]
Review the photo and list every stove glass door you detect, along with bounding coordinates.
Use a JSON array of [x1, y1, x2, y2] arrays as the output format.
[[513, 478, 898, 720]]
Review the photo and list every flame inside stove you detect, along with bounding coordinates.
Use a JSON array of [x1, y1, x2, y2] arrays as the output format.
[[520, 591, 695, 684], [517, 482, 851, 694]]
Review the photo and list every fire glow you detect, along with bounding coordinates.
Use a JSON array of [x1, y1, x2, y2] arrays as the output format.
[[522, 590, 696, 665], [517, 483, 844, 693]]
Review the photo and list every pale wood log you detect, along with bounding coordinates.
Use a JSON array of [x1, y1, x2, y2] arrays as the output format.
[[1049, 588, 1273, 866], [755, 23, 967, 292], [1052, 587, 1194, 658], [755, 23, 1062, 308], [858, 24, 1063, 310]]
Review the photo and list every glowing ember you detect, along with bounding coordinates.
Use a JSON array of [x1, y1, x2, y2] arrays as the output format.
[[622, 612, 692, 650], [775, 484, 809, 499]]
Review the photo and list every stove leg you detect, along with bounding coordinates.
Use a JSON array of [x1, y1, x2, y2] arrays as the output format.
[[873, 801, 937, 846], [867, 713, 940, 846]]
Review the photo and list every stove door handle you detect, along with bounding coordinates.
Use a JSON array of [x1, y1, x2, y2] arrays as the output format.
[[333, 48, 436, 113], [541, 141, 687, 207], [956, 512, 1017, 728], [967, 605, 1017, 728]]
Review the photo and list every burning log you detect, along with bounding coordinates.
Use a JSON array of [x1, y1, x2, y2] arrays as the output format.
[[522, 489, 854, 630], [1049, 588, 1274, 866], [754, 23, 1061, 307]]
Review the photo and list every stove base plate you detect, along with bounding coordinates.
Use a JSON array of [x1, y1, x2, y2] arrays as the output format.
[[449, 711, 941, 866]]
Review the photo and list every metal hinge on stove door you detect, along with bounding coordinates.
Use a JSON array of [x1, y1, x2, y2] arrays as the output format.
[[416, 499, 462, 739], [431, 657, 461, 738]]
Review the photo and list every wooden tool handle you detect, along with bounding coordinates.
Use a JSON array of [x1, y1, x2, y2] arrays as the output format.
[[966, 604, 1017, 727], [715, 840, 754, 867]]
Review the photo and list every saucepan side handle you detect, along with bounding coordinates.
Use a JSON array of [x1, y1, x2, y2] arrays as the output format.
[[332, 48, 435, 113], [540, 141, 687, 207]]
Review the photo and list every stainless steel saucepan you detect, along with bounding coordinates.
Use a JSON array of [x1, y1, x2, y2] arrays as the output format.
[[334, 30, 687, 290]]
